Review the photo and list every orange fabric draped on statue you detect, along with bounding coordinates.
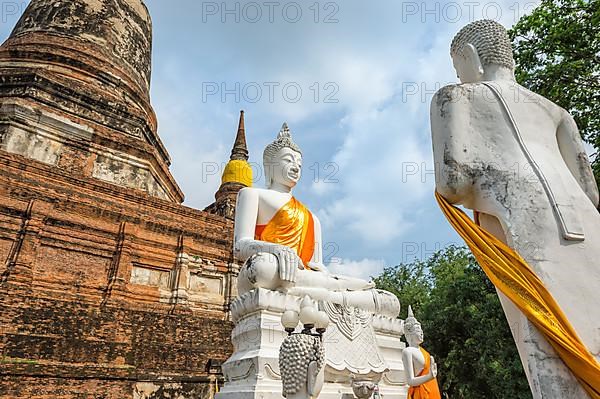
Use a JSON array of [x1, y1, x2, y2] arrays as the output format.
[[435, 191, 600, 399], [255, 197, 315, 267], [408, 347, 442, 399]]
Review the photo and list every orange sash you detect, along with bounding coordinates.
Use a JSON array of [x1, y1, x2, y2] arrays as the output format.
[[255, 197, 315, 267], [408, 347, 442, 399], [436, 192, 600, 398]]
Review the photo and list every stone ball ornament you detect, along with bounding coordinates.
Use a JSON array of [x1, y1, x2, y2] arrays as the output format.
[[314, 310, 330, 333], [299, 304, 318, 327], [282, 310, 301, 333]]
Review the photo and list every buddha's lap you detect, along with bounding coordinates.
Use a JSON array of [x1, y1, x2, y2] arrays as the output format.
[[238, 252, 367, 292]]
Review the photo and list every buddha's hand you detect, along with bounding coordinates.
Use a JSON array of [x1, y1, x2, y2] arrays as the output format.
[[430, 356, 438, 378], [271, 245, 303, 283], [307, 262, 326, 272]]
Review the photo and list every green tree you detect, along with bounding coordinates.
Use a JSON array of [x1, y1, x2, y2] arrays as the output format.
[[372, 259, 432, 320], [509, 0, 600, 185], [375, 246, 531, 399]]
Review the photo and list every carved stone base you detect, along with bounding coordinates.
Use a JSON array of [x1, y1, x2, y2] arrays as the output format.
[[216, 289, 409, 399]]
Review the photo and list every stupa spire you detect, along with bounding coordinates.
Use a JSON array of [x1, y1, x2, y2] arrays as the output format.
[[231, 111, 249, 161], [205, 111, 253, 219]]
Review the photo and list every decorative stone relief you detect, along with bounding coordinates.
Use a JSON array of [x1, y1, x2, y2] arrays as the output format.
[[92, 153, 169, 200], [3, 128, 62, 165], [321, 301, 387, 375], [0, 102, 94, 166], [130, 266, 170, 289], [279, 333, 325, 399]]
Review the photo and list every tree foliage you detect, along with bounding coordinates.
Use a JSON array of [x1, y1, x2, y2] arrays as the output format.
[[374, 246, 532, 399], [509, 0, 600, 184]]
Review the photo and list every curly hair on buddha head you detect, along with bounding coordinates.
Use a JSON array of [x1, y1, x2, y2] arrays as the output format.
[[263, 123, 302, 162], [450, 19, 515, 70], [279, 334, 324, 397]]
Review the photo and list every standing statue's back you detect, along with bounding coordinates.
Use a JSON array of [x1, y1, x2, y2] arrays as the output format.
[[431, 20, 600, 399]]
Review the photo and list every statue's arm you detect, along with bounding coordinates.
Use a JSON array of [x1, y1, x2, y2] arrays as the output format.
[[233, 188, 301, 282], [430, 85, 475, 204], [402, 349, 436, 387], [307, 214, 324, 270], [233, 188, 261, 262], [233, 188, 283, 260], [556, 112, 599, 207]]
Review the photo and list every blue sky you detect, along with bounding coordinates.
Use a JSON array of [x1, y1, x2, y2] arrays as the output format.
[[1, 0, 545, 279]]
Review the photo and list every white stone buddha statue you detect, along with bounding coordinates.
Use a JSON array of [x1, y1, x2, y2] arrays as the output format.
[[431, 19, 600, 399], [234, 123, 399, 316], [401, 307, 440, 399], [218, 122, 407, 399]]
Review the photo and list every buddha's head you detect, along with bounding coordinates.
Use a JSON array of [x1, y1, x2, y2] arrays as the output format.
[[404, 306, 424, 347], [450, 19, 515, 83], [263, 123, 303, 190], [279, 333, 325, 398]]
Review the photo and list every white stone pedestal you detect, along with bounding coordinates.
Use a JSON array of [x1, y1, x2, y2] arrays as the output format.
[[216, 289, 409, 399]]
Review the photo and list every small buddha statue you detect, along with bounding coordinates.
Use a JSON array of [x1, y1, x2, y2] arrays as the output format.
[[401, 307, 441, 399], [234, 123, 399, 316]]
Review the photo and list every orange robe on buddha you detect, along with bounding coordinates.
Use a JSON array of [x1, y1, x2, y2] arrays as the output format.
[[255, 197, 315, 268], [408, 347, 442, 399]]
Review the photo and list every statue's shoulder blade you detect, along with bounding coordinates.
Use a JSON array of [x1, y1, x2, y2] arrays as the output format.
[[558, 108, 578, 129], [431, 83, 484, 118], [432, 83, 472, 104], [504, 83, 566, 125]]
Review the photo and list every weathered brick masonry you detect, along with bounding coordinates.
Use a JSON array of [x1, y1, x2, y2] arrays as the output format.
[[0, 1, 242, 397]]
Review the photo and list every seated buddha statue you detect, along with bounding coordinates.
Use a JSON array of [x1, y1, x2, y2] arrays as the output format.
[[234, 124, 399, 316]]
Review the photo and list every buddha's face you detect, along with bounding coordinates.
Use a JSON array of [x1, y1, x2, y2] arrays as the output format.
[[267, 147, 302, 189], [406, 323, 424, 346], [452, 43, 484, 84]]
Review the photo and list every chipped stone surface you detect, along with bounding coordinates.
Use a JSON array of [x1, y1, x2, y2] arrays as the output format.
[[133, 381, 214, 399], [0, 0, 183, 201], [0, 101, 94, 167], [189, 274, 225, 305], [93, 153, 170, 200], [130, 266, 171, 288], [3, 126, 62, 165], [10, 0, 152, 95], [431, 80, 600, 398]]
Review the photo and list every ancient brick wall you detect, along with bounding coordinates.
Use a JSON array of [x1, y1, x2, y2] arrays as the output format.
[[0, 1, 244, 397], [0, 151, 237, 399], [0, 288, 232, 399]]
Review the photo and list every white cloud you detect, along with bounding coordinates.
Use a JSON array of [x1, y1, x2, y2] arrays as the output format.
[[584, 142, 597, 161], [0, 0, 542, 273], [146, 0, 539, 267], [327, 257, 386, 281]]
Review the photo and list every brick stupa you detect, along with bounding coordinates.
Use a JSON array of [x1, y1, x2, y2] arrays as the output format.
[[0, 1, 247, 397]]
